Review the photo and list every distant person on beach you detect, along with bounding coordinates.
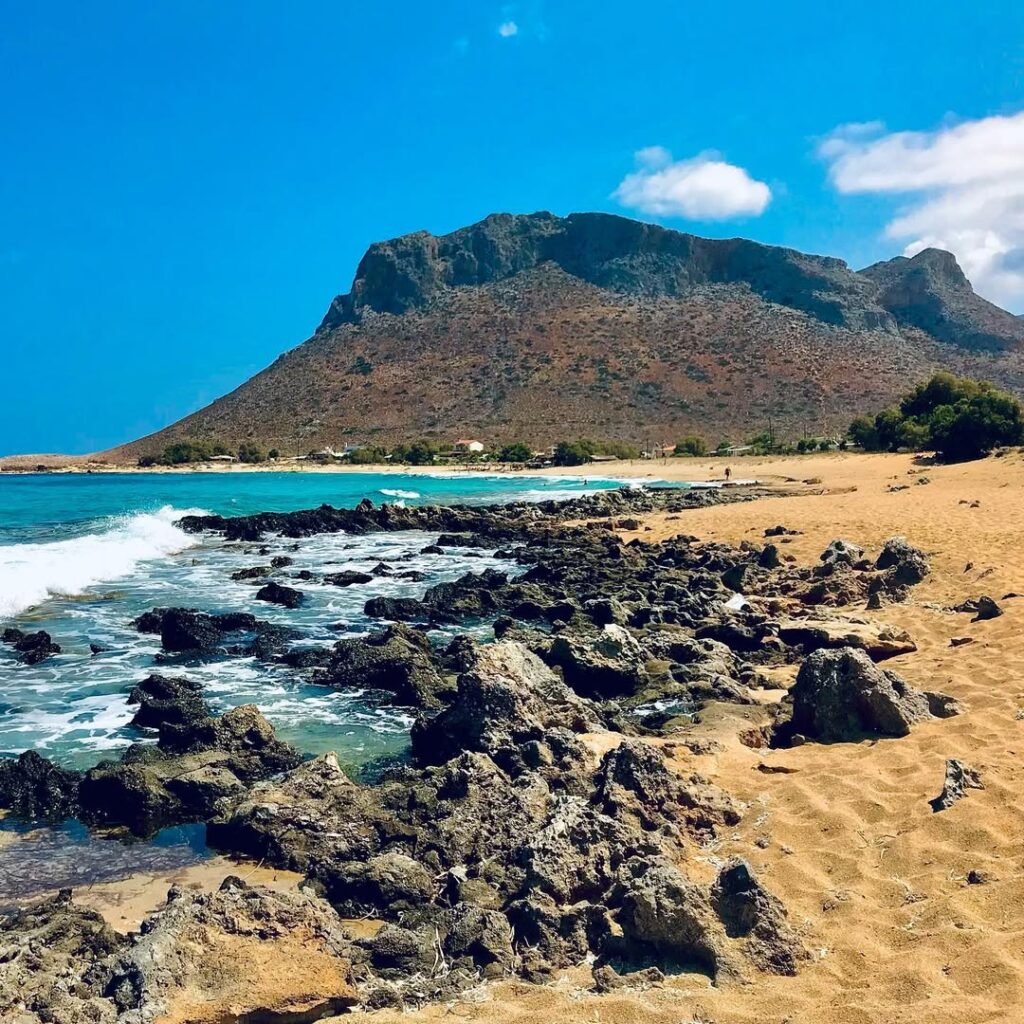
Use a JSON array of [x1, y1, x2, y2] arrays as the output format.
[[724, 467, 731, 481]]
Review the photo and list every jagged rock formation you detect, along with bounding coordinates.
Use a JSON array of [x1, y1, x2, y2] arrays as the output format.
[[861, 248, 1024, 352], [0, 882, 359, 1023], [105, 212, 1024, 458]]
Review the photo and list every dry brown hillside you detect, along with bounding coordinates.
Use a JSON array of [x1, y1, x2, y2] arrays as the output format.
[[105, 213, 1024, 461]]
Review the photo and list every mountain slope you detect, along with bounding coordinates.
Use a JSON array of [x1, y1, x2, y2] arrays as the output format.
[[106, 212, 1024, 460]]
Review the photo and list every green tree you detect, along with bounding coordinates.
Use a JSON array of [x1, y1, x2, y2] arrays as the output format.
[[498, 442, 532, 463], [348, 446, 387, 465], [592, 440, 640, 460], [900, 371, 977, 419], [267, 448, 280, 460], [927, 389, 1024, 461], [551, 440, 596, 466], [403, 440, 438, 466], [873, 408, 906, 452], [847, 415, 879, 450], [237, 444, 266, 464], [158, 440, 228, 465], [896, 419, 930, 452], [850, 373, 1024, 461], [674, 436, 707, 457]]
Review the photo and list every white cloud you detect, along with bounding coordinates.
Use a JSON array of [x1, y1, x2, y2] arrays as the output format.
[[613, 148, 772, 220], [819, 112, 1024, 308], [498, 20, 518, 37]]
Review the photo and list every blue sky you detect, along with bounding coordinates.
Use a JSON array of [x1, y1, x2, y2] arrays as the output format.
[[3, 0, 1024, 454]]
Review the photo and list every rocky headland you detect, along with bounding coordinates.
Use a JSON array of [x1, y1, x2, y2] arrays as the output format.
[[102, 211, 1024, 462]]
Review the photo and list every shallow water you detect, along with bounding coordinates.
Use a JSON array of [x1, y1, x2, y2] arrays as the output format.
[[0, 471, 653, 769], [0, 816, 212, 905]]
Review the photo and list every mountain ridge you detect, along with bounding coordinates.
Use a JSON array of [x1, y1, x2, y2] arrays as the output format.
[[105, 212, 1024, 460]]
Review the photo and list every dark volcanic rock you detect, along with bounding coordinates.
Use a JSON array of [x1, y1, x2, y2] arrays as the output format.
[[156, 704, 300, 779], [710, 858, 807, 975], [0, 750, 81, 819], [875, 536, 930, 585], [819, 539, 866, 569], [78, 705, 300, 834], [314, 624, 452, 708], [135, 607, 261, 653], [1, 628, 61, 665], [0, 888, 124, 1021], [256, 581, 304, 608], [787, 647, 957, 743], [323, 851, 435, 918], [128, 674, 208, 730], [613, 855, 804, 980], [30, 880, 360, 1022], [410, 640, 599, 767], [972, 596, 1003, 622], [323, 570, 374, 587], [594, 740, 739, 839], [230, 565, 270, 581], [546, 625, 647, 699], [159, 609, 224, 651], [364, 595, 430, 621]]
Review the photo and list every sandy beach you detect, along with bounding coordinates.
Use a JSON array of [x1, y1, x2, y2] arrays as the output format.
[[335, 448, 1024, 1023], [6, 448, 1024, 1023], [0, 449, 802, 485]]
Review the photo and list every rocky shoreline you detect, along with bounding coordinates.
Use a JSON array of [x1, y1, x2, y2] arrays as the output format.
[[0, 485, 963, 1022]]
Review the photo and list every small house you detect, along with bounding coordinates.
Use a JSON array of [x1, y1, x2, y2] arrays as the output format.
[[454, 439, 485, 454]]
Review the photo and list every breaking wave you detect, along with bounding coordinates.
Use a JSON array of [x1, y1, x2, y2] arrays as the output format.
[[0, 506, 205, 619], [379, 488, 421, 500]]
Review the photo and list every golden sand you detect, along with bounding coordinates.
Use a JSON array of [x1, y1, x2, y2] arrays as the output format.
[[64, 857, 305, 934], [336, 450, 1024, 1023]]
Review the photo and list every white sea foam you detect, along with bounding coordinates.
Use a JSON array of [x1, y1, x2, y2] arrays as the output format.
[[0, 505, 206, 619], [379, 488, 421, 500]]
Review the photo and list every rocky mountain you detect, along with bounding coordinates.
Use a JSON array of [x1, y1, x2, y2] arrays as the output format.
[[107, 212, 1024, 460]]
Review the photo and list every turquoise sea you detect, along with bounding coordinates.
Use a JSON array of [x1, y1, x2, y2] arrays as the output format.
[[0, 470, 646, 771]]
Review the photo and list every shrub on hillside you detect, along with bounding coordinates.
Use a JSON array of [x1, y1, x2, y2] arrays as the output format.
[[391, 440, 438, 465], [593, 440, 641, 460]]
